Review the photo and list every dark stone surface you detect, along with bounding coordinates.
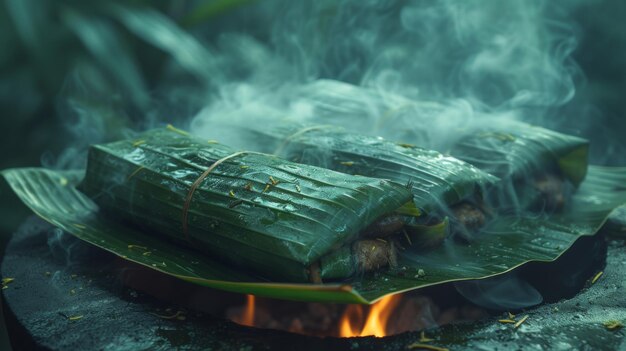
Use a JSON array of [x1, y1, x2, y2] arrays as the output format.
[[2, 217, 625, 350]]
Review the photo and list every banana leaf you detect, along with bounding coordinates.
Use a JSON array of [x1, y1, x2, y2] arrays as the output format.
[[3, 165, 625, 304], [450, 122, 589, 185], [605, 204, 626, 238], [447, 122, 589, 211], [78, 127, 412, 282], [286, 81, 590, 212], [238, 124, 497, 217]]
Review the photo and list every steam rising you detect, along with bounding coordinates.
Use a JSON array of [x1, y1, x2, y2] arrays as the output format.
[[49, 0, 589, 164], [191, 0, 583, 152]]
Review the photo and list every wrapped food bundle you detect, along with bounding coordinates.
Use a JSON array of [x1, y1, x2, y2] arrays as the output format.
[[287, 80, 590, 213], [449, 122, 589, 212], [241, 124, 497, 242], [79, 126, 416, 282], [3, 122, 625, 304]]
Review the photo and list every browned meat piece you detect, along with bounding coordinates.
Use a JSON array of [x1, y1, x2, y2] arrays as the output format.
[[353, 239, 397, 272], [451, 202, 486, 232], [534, 174, 566, 211]]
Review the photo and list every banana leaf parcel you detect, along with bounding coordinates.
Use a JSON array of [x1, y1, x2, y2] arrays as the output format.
[[285, 81, 591, 213], [449, 122, 589, 212], [78, 126, 415, 283], [2, 121, 625, 305], [4, 164, 626, 304], [238, 123, 497, 242]]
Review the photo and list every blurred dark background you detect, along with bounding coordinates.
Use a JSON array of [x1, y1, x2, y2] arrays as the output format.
[[1, 0, 625, 349]]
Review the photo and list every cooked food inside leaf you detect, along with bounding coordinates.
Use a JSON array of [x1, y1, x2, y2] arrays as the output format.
[[451, 202, 486, 232], [79, 126, 417, 282]]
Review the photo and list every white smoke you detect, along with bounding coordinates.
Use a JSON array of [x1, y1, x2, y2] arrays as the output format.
[[189, 0, 584, 151]]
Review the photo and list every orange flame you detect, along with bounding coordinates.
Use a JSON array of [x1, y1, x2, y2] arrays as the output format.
[[234, 294, 256, 326], [340, 302, 364, 336], [339, 294, 402, 337]]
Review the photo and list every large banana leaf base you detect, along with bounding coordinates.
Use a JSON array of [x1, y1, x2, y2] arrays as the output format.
[[2, 166, 626, 304]]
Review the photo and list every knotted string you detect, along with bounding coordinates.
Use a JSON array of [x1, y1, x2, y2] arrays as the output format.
[[181, 151, 262, 240]]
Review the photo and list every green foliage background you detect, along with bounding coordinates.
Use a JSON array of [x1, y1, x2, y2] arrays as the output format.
[[0, 0, 254, 233]]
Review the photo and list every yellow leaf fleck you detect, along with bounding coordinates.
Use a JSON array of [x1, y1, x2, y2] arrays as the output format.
[[604, 320, 624, 331], [419, 331, 434, 343], [498, 319, 516, 324], [514, 315, 529, 328], [166, 124, 189, 136], [132, 139, 146, 147], [591, 271, 603, 285]]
